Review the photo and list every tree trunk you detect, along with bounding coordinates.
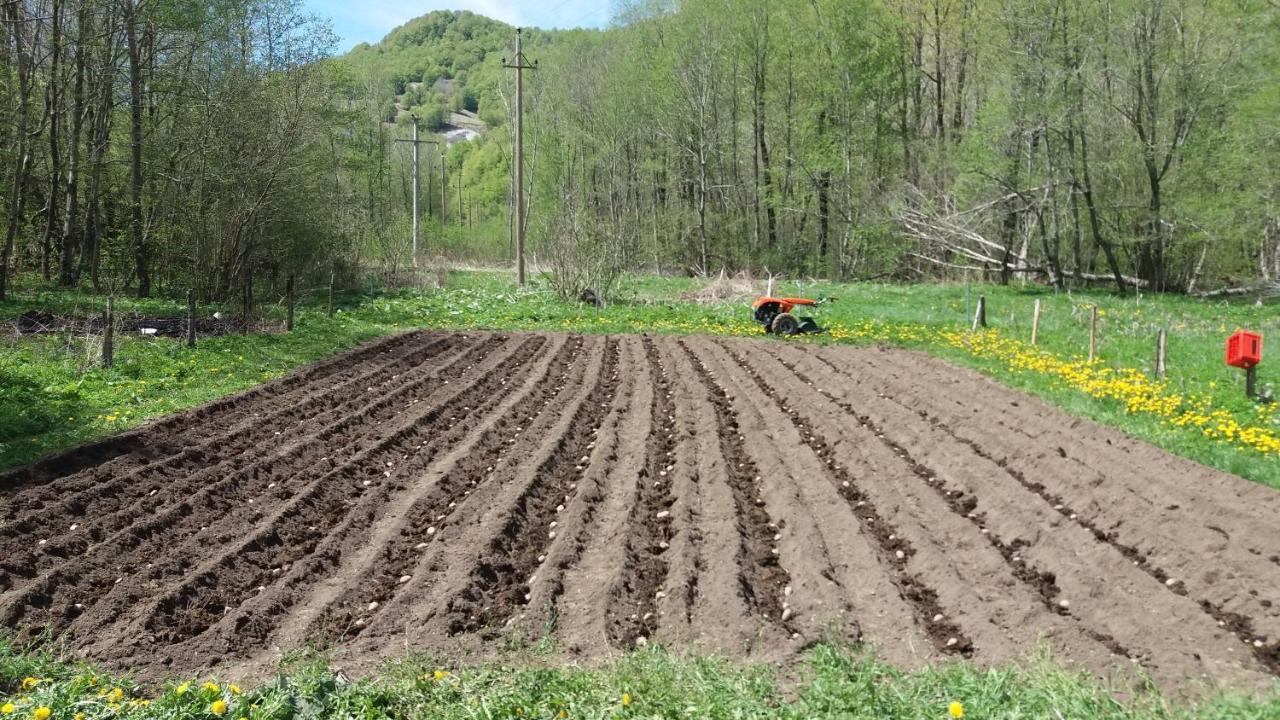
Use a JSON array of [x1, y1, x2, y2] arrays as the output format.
[[60, 1, 90, 285], [1, 1, 36, 302], [123, 0, 151, 297], [42, 0, 65, 282]]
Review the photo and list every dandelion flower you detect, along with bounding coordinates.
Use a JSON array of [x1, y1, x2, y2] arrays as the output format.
[[622, 692, 632, 706], [1, 704, 14, 715], [33, 708, 50, 720], [175, 682, 190, 696], [949, 701, 964, 718], [106, 688, 123, 703], [210, 699, 228, 716], [228, 684, 242, 696], [202, 682, 220, 693], [432, 670, 446, 682], [75, 714, 84, 720], [21, 677, 39, 691], [558, 711, 568, 719]]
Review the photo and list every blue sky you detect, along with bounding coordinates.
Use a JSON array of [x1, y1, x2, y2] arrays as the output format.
[[305, 1, 613, 51]]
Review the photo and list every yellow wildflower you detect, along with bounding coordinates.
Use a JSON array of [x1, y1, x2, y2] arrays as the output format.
[[558, 711, 568, 719], [201, 682, 220, 693], [106, 688, 123, 703], [175, 682, 190, 695], [622, 692, 632, 706], [210, 699, 228, 716], [21, 678, 39, 691], [75, 715, 84, 720], [228, 684, 242, 696], [1, 704, 14, 715], [32, 709, 50, 720], [949, 701, 964, 718], [432, 670, 446, 682]]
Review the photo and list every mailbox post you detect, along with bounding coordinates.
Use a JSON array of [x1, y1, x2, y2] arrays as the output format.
[[1226, 331, 1263, 399]]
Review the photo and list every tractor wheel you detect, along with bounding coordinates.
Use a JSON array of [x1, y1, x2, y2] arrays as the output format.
[[771, 312, 800, 335]]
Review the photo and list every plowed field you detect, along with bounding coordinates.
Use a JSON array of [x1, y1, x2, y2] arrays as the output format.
[[2, 331, 1279, 691]]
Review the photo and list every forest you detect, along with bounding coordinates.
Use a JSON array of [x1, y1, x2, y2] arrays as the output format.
[[2, 0, 1278, 302]]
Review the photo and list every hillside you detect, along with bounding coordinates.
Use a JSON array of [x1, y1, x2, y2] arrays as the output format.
[[343, 10, 570, 130]]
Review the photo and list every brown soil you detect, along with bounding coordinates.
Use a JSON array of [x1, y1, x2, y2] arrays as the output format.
[[2, 331, 1279, 694]]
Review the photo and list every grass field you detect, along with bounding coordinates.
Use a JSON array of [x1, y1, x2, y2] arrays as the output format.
[[6, 270, 1274, 484], [2, 639, 1278, 720]]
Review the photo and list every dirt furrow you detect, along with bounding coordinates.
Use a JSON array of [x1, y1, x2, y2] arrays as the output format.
[[814, 352, 1280, 674], [512, 338, 644, 647], [144, 336, 578, 674], [78, 336, 554, 672], [0, 334, 528, 642], [813, 346, 1280, 659], [444, 337, 623, 635], [766, 342, 1270, 687], [292, 335, 589, 646], [0, 330, 434, 494], [0, 333, 503, 605], [643, 341, 712, 646], [602, 337, 678, 647], [674, 339, 793, 634], [0, 334, 473, 587], [549, 339, 657, 654], [705, 339, 971, 656]]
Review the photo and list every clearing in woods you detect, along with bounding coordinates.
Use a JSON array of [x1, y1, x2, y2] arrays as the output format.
[[1, 330, 1278, 693]]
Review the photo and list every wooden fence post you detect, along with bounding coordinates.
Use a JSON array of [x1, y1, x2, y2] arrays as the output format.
[[186, 289, 196, 348], [102, 296, 114, 369], [286, 274, 295, 332], [1031, 299, 1042, 345], [242, 271, 252, 335], [1246, 366, 1258, 400], [1155, 328, 1167, 380], [327, 271, 335, 318], [1088, 305, 1098, 362], [972, 294, 987, 331]]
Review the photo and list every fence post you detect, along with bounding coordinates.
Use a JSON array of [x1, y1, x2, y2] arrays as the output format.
[[327, 271, 335, 318], [972, 294, 987, 331], [1031, 299, 1042, 345], [186, 289, 196, 348], [286, 274, 295, 332], [1155, 328, 1167, 380], [1246, 366, 1258, 400], [242, 271, 252, 335], [102, 296, 114, 369], [1088, 305, 1098, 362]]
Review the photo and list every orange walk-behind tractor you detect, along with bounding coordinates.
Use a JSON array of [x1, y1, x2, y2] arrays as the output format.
[[752, 296, 829, 335]]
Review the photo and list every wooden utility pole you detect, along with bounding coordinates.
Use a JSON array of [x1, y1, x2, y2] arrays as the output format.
[[504, 29, 537, 286], [395, 116, 438, 266]]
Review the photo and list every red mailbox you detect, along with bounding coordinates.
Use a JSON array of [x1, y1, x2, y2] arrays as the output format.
[[1226, 331, 1263, 369]]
